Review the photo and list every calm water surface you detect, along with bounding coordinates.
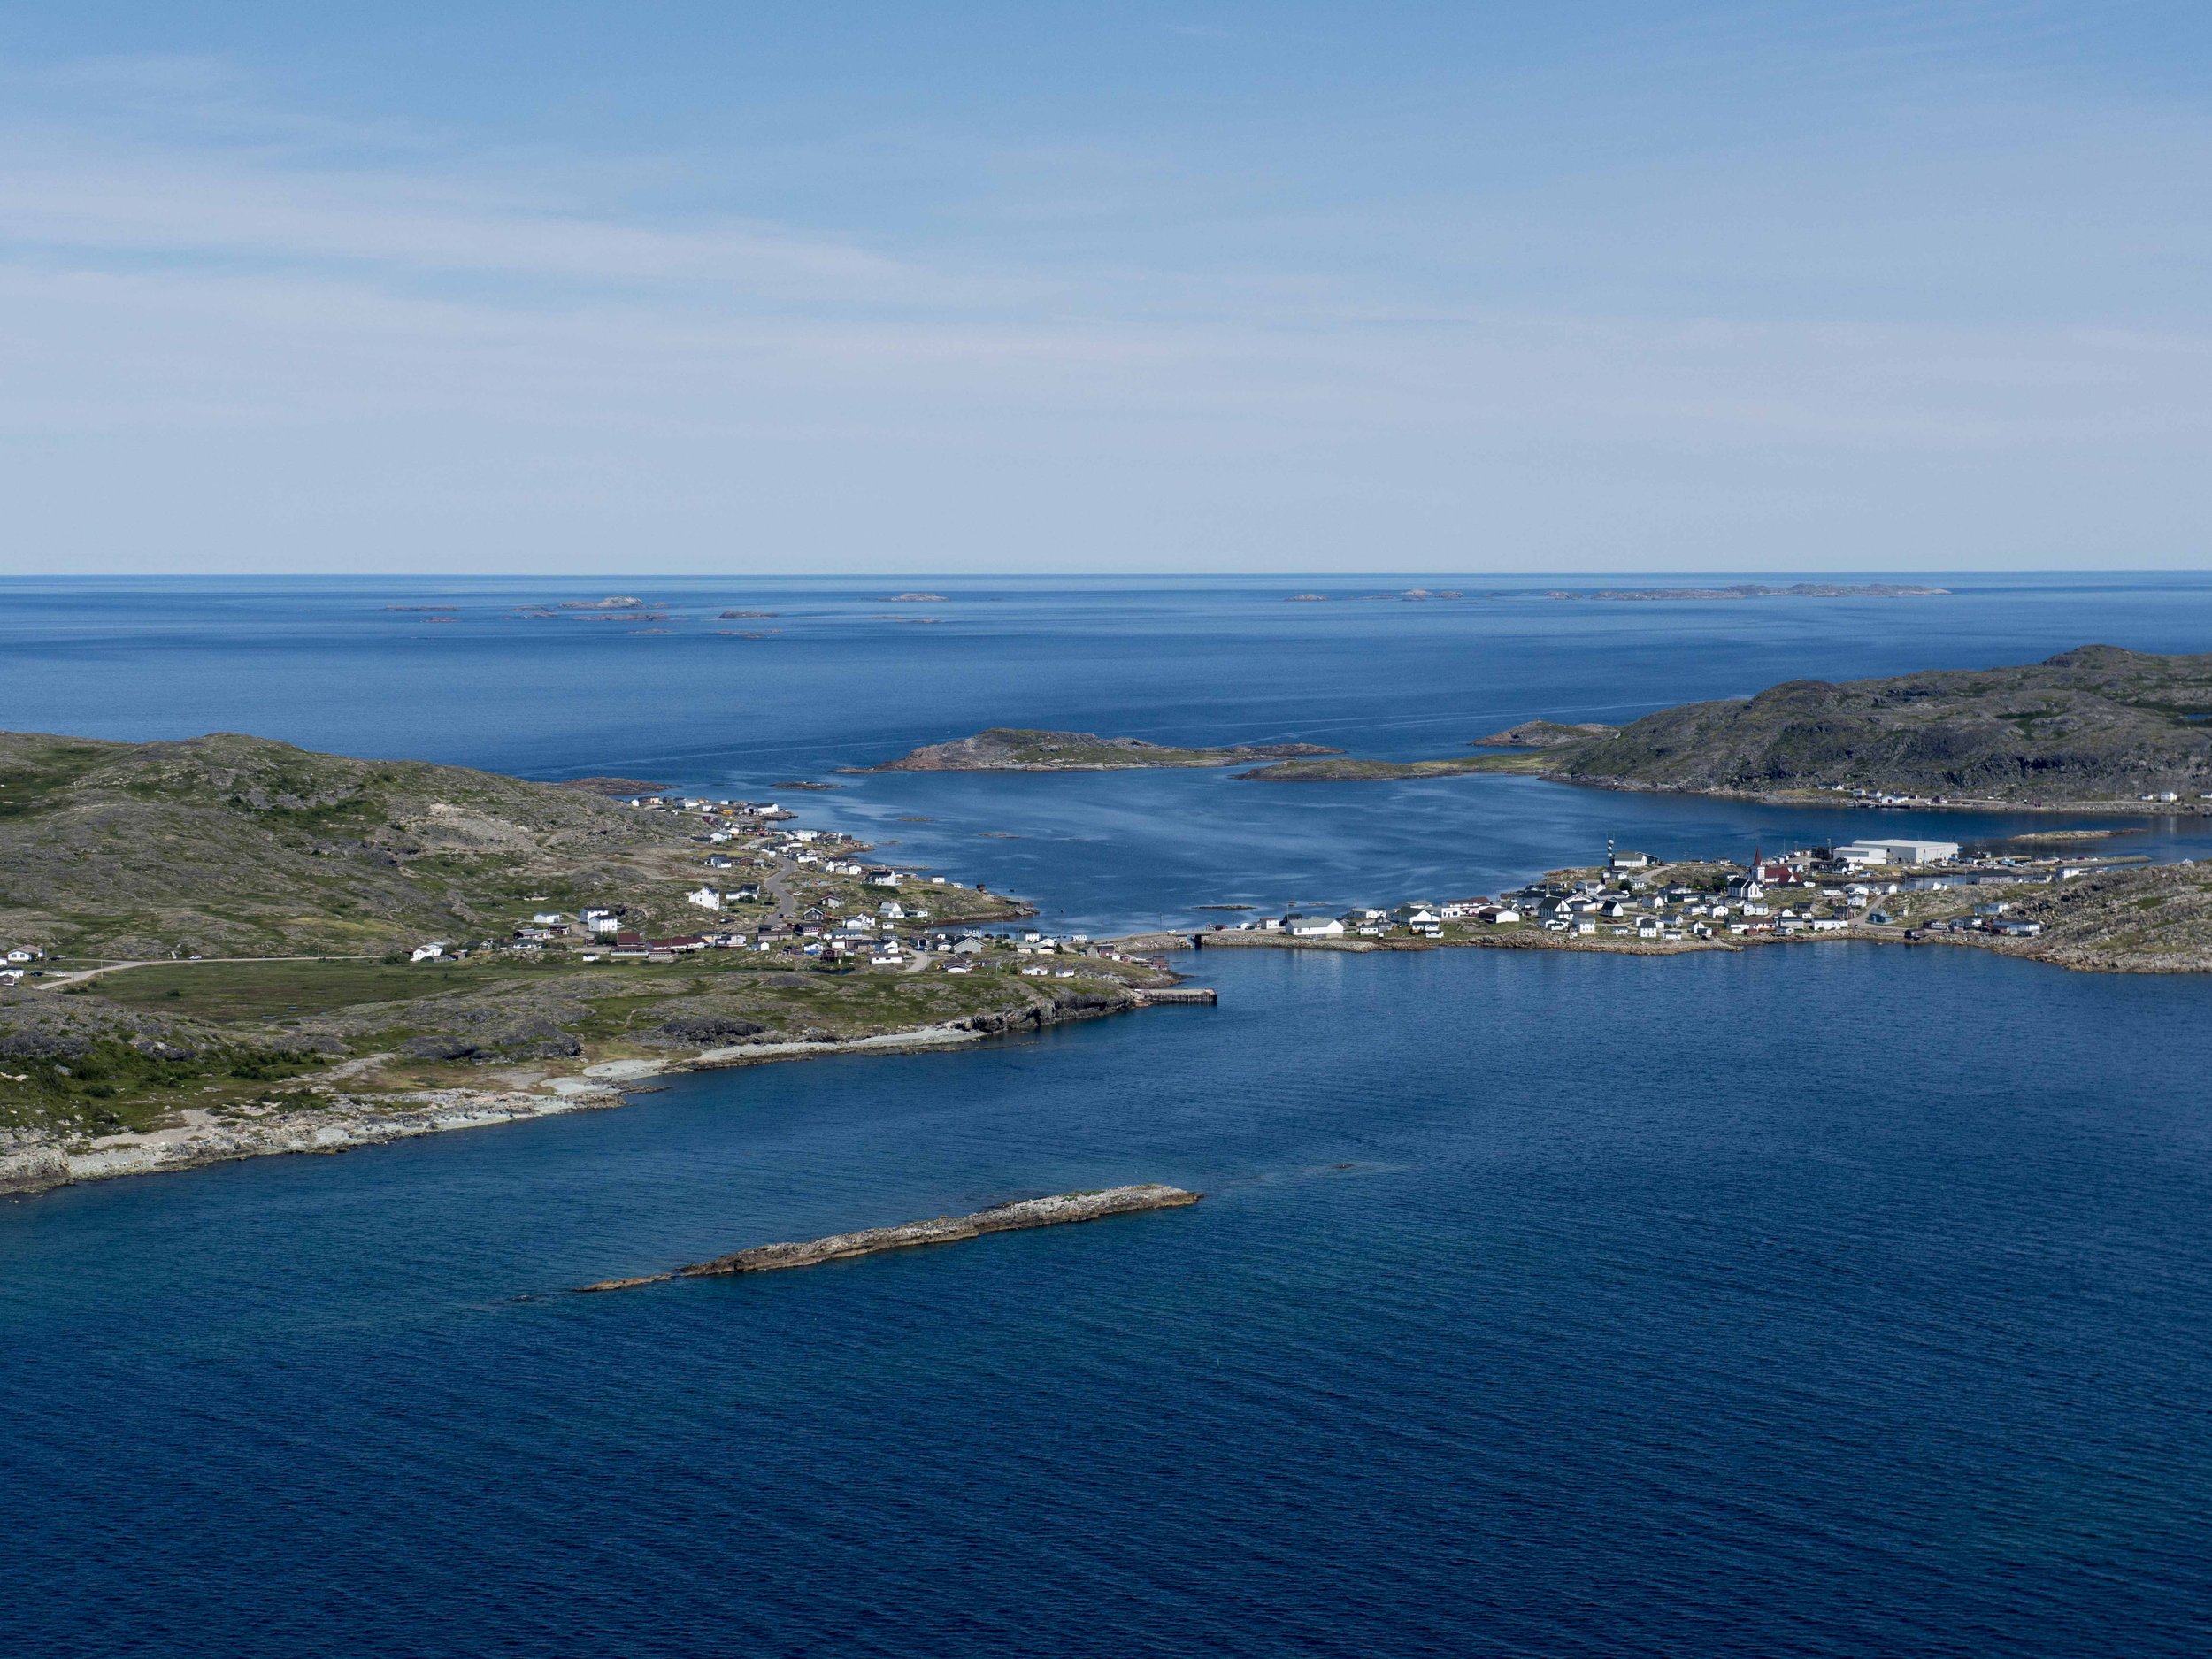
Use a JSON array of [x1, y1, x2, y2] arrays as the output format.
[[4, 576, 2210, 1655]]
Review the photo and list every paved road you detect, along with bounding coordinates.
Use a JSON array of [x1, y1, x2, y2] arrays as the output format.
[[763, 856, 806, 920]]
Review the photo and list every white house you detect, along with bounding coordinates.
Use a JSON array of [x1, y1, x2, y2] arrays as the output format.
[[410, 943, 446, 963], [1284, 914, 1345, 937], [686, 886, 724, 910]]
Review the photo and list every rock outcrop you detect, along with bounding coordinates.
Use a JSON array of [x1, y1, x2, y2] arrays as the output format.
[[575, 1184, 1202, 1291], [0, 1085, 624, 1196]]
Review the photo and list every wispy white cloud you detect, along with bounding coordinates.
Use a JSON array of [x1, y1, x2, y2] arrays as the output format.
[[1, 42, 2209, 572], [0, 137, 1018, 306]]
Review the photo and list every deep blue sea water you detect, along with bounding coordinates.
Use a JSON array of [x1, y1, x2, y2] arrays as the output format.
[[4, 574, 2211, 1655]]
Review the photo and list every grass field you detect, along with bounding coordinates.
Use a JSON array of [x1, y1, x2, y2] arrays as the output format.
[[88, 951, 1100, 1027], [91, 958, 550, 1020]]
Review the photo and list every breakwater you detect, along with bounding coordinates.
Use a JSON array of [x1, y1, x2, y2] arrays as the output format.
[[575, 1183, 1202, 1291]]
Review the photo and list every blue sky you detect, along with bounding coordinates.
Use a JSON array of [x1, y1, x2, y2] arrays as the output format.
[[4, 2, 2209, 573]]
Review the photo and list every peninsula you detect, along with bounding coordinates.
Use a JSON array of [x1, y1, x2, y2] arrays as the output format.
[[0, 731, 1194, 1194], [575, 1184, 1202, 1291], [864, 728, 1340, 772]]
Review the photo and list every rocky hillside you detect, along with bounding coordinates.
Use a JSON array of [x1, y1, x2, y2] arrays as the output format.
[[867, 728, 1339, 771], [1541, 646, 2212, 803], [1977, 863, 2212, 973], [0, 730, 710, 958]]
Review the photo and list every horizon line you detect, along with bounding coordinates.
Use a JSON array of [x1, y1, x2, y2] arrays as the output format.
[[2, 569, 2204, 583]]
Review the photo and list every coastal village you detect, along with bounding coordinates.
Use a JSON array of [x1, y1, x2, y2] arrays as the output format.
[[1202, 833, 2146, 956], [384, 789, 1178, 981], [414, 790, 2152, 977]]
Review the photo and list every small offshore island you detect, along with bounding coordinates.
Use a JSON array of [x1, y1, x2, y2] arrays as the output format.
[[863, 728, 1340, 772]]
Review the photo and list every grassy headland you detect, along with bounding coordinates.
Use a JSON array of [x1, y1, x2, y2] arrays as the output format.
[[0, 730, 1173, 1187]]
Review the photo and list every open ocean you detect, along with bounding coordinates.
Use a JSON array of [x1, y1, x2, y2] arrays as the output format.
[[4, 573, 2211, 1656]]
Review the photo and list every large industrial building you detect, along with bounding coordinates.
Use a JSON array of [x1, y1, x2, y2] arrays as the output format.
[[1832, 837, 1961, 867]]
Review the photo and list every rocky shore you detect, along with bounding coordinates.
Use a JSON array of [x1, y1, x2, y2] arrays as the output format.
[[0, 995, 1157, 1199], [0, 1083, 627, 1197], [576, 1184, 1202, 1291]]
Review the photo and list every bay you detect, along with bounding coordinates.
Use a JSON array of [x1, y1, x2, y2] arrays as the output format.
[[3, 573, 2209, 1655]]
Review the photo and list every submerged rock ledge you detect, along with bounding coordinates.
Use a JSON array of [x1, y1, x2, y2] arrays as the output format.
[[575, 1183, 1202, 1291]]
